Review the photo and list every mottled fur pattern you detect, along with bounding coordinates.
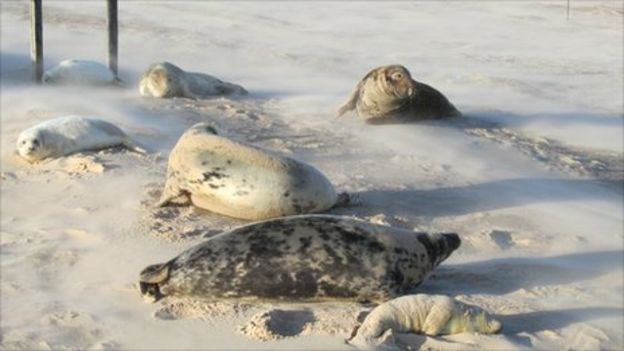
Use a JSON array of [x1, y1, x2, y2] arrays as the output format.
[[139, 215, 461, 303], [158, 123, 342, 220], [348, 294, 501, 349], [338, 64, 461, 123], [16, 116, 146, 163], [139, 61, 247, 99]]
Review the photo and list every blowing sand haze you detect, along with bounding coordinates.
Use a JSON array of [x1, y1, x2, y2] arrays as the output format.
[[1, 1, 622, 350]]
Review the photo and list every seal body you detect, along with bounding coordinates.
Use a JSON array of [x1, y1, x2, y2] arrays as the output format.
[[139, 215, 461, 303], [349, 294, 501, 349], [16, 116, 146, 163], [158, 123, 343, 220], [337, 64, 461, 123], [43, 59, 116, 85], [139, 62, 247, 99]]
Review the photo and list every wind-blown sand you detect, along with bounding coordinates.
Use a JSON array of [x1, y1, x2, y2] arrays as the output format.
[[1, 1, 622, 350]]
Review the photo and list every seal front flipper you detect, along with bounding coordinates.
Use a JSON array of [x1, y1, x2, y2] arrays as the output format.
[[157, 181, 191, 207], [337, 80, 363, 117]]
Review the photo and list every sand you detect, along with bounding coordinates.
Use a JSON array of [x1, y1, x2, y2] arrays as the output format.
[[1, 1, 622, 350]]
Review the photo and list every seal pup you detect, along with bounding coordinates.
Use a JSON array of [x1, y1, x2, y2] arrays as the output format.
[[43, 59, 117, 85], [158, 123, 347, 220], [139, 61, 247, 99], [139, 215, 460, 303], [348, 294, 501, 349], [337, 64, 461, 123], [16, 116, 146, 163]]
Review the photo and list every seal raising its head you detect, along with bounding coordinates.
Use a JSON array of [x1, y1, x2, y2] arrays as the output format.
[[42, 59, 116, 85], [139, 61, 247, 99], [16, 116, 146, 163], [139, 215, 461, 303], [337, 64, 461, 123], [158, 123, 347, 220], [348, 294, 501, 349]]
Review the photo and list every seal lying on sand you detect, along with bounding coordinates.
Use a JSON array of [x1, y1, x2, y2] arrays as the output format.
[[139, 61, 247, 99], [337, 64, 461, 123], [43, 59, 117, 85], [139, 215, 461, 303], [16, 116, 146, 163], [348, 294, 501, 349], [158, 123, 347, 220]]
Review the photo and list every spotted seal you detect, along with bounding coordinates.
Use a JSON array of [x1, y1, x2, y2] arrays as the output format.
[[139, 215, 461, 303], [16, 115, 146, 163], [348, 294, 501, 349], [139, 61, 247, 99], [157, 123, 347, 220], [42, 59, 117, 85], [337, 64, 461, 123]]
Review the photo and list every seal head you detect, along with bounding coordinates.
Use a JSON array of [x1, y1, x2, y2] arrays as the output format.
[[16, 129, 48, 163]]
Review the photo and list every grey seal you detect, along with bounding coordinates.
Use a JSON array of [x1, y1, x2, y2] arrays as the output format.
[[139, 215, 461, 303], [348, 294, 501, 349], [16, 115, 146, 163], [337, 64, 461, 123], [158, 123, 348, 220], [139, 61, 247, 99]]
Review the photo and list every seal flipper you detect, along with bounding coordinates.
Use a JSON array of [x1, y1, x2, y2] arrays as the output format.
[[157, 183, 191, 207], [122, 138, 148, 155], [337, 80, 363, 117], [139, 262, 172, 303], [422, 298, 455, 335]]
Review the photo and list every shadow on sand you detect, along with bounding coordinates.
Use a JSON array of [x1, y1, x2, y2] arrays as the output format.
[[335, 177, 619, 219], [419, 250, 623, 295]]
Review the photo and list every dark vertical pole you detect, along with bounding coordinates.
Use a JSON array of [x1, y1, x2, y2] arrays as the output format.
[[566, 0, 570, 20], [30, 0, 43, 83], [107, 0, 118, 77]]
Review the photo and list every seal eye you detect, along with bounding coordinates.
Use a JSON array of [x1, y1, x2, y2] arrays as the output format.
[[33, 139, 40, 147], [392, 73, 403, 80]]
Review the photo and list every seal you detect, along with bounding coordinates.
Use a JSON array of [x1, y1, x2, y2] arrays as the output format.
[[158, 123, 347, 220], [42, 59, 116, 85], [16, 115, 146, 163], [337, 64, 461, 123], [138, 215, 461, 303], [139, 61, 248, 99], [348, 294, 501, 349]]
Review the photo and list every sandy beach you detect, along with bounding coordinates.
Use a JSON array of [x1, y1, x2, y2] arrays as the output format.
[[1, 1, 622, 350]]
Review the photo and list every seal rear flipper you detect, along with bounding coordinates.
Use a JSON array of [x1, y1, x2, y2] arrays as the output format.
[[139, 261, 172, 303], [123, 139, 148, 155]]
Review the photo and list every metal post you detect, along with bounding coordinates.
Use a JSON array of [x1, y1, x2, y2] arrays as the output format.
[[566, 0, 570, 20], [107, 0, 118, 77], [30, 0, 43, 83]]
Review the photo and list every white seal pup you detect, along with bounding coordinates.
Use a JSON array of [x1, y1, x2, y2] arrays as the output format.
[[158, 123, 347, 220], [16, 116, 146, 163], [139, 215, 461, 303], [337, 64, 461, 123], [139, 61, 247, 99], [42, 59, 116, 85], [348, 294, 502, 349]]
